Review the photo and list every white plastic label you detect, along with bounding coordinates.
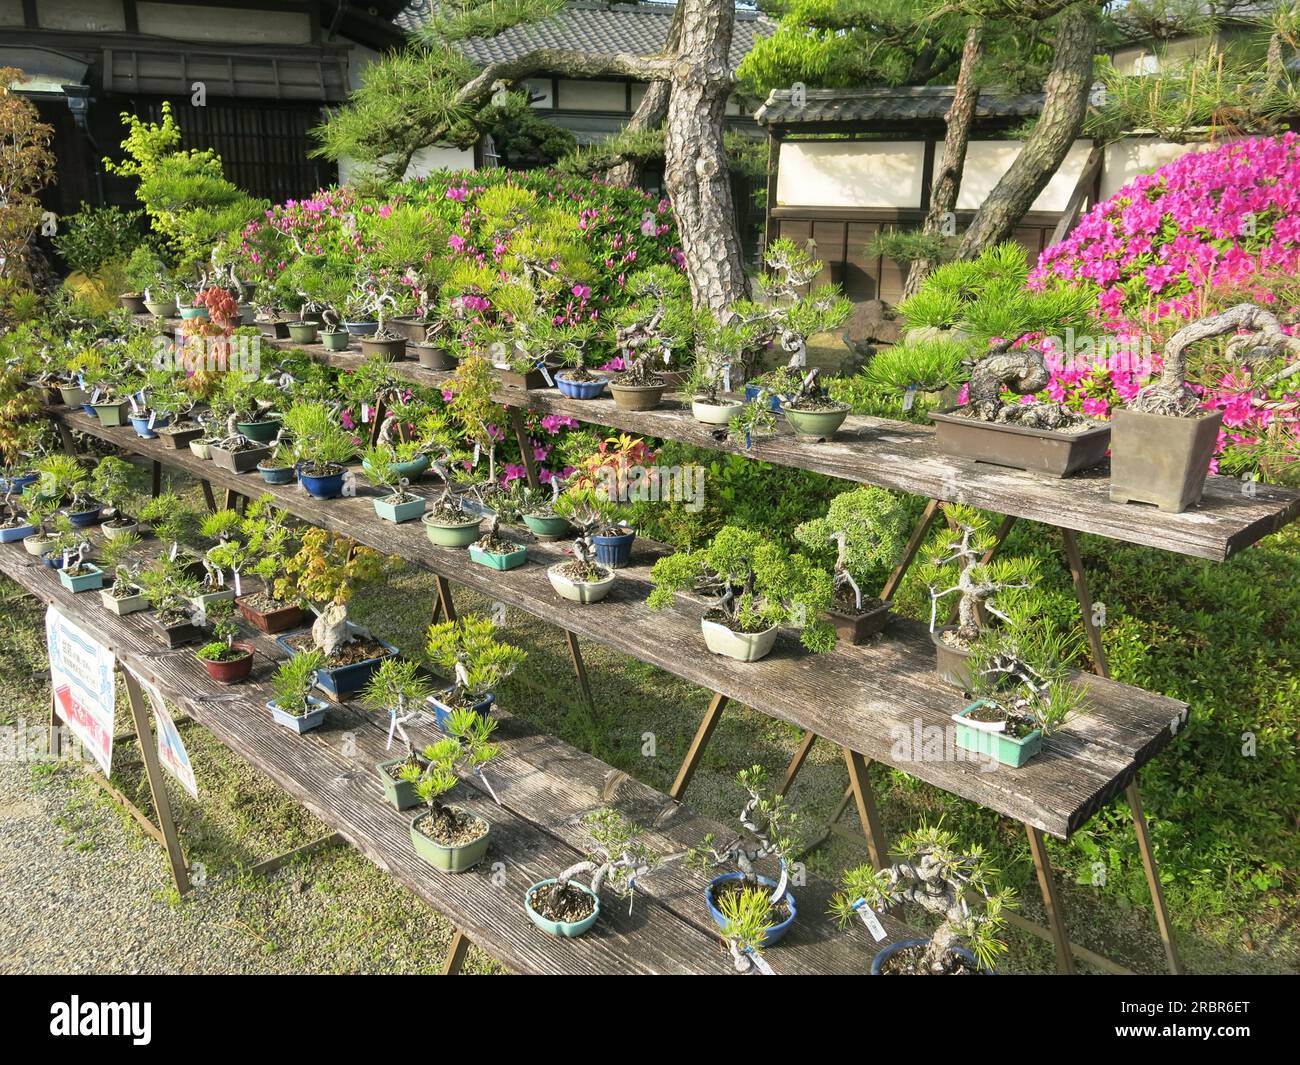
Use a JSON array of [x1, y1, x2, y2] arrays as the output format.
[[857, 906, 888, 942], [341, 471, 357, 498], [539, 364, 554, 387]]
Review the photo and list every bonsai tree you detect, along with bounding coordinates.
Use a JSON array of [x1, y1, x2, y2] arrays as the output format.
[[138, 492, 199, 557], [197, 508, 244, 595], [21, 488, 61, 550], [277, 528, 395, 657], [33, 454, 94, 512], [424, 613, 527, 711], [868, 242, 1095, 427], [687, 313, 759, 403], [361, 658, 435, 759], [402, 706, 501, 846], [362, 443, 420, 508], [100, 531, 144, 600], [531, 808, 660, 925], [793, 487, 911, 614], [830, 823, 1016, 974], [281, 401, 358, 479], [713, 881, 781, 973], [91, 456, 136, 529], [611, 266, 693, 385], [238, 494, 299, 609], [648, 526, 836, 653], [268, 648, 326, 719], [444, 354, 500, 486], [739, 238, 851, 372], [137, 555, 199, 626], [195, 599, 250, 665], [916, 505, 1039, 648], [0, 365, 43, 475]]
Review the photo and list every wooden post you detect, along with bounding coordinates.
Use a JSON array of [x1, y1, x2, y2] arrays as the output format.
[[121, 668, 190, 895], [777, 730, 817, 796], [1061, 528, 1107, 675], [508, 407, 541, 491], [435, 575, 457, 623], [669, 691, 728, 800], [879, 498, 942, 602], [1026, 825, 1075, 974], [442, 930, 471, 975], [151, 460, 162, 498], [564, 631, 596, 715], [200, 479, 217, 512], [843, 748, 887, 871]]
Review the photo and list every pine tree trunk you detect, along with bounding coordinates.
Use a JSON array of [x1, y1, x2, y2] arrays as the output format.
[[955, 1, 1098, 258], [663, 0, 749, 310], [606, 5, 683, 188], [903, 24, 983, 298]]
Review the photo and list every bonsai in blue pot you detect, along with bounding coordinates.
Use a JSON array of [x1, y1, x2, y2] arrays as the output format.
[[830, 823, 1013, 975], [281, 401, 359, 501], [524, 808, 660, 938], [276, 626, 397, 700], [266, 651, 331, 734], [557, 490, 636, 568], [129, 409, 171, 438], [424, 613, 525, 729]]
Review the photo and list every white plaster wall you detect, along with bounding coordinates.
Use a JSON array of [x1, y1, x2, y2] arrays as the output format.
[[777, 140, 926, 209]]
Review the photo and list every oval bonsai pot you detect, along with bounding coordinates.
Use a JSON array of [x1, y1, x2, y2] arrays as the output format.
[[373, 493, 426, 524], [235, 417, 282, 444], [236, 595, 305, 634], [592, 529, 635, 568], [413, 344, 457, 370], [199, 642, 256, 684], [360, 335, 407, 361], [547, 562, 616, 603], [0, 522, 36, 543], [267, 696, 329, 734], [58, 564, 105, 593], [258, 463, 296, 485], [377, 757, 424, 810], [706, 873, 796, 947], [784, 403, 850, 441], [525, 879, 601, 938], [928, 408, 1111, 478], [189, 439, 213, 460], [1, 472, 38, 494], [701, 618, 778, 662], [178, 304, 209, 321], [422, 512, 482, 548], [119, 293, 147, 314], [827, 598, 892, 645], [274, 631, 398, 699], [692, 397, 745, 425], [409, 807, 490, 873], [521, 513, 571, 540], [555, 372, 610, 400], [92, 400, 131, 427], [320, 330, 350, 352], [609, 381, 666, 411], [297, 465, 346, 499], [871, 938, 983, 975], [143, 299, 177, 318], [101, 519, 140, 541], [63, 506, 103, 528], [285, 322, 319, 344], [129, 412, 170, 438], [469, 542, 528, 571], [343, 319, 378, 336], [1109, 407, 1224, 513], [952, 700, 1044, 768], [931, 626, 973, 691], [24, 535, 59, 557]]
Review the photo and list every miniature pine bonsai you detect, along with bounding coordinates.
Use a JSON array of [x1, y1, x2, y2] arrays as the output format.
[[362, 443, 419, 505], [916, 504, 1039, 648], [196, 600, 250, 664], [444, 353, 500, 485], [34, 453, 93, 512], [239, 494, 300, 610], [714, 882, 781, 972], [531, 808, 660, 926], [281, 401, 357, 477], [362, 658, 436, 762], [793, 487, 912, 614], [739, 238, 851, 372], [100, 532, 143, 599], [424, 613, 526, 710], [137, 555, 199, 626], [269, 649, 325, 717], [138, 492, 199, 557], [91, 456, 136, 529], [648, 525, 836, 652], [831, 823, 1016, 974], [404, 706, 501, 847], [611, 266, 693, 385], [277, 528, 395, 657]]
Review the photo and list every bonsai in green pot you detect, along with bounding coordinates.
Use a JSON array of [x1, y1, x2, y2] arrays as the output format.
[[98, 532, 150, 615], [831, 824, 1016, 975], [469, 514, 528, 570], [363, 659, 437, 809], [404, 707, 501, 873], [364, 443, 426, 524], [91, 456, 139, 539], [793, 486, 911, 643], [525, 808, 660, 938], [648, 526, 835, 662]]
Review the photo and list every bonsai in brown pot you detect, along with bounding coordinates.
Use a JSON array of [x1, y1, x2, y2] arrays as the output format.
[[607, 266, 692, 411], [1110, 303, 1300, 512], [235, 494, 306, 634]]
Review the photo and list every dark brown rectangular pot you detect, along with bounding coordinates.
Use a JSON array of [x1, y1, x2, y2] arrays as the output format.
[[237, 596, 306, 634], [931, 626, 973, 691], [152, 617, 200, 649], [210, 443, 271, 473], [500, 367, 551, 390], [390, 317, 436, 344], [158, 426, 205, 449], [826, 600, 892, 645], [1109, 407, 1224, 513], [929, 408, 1111, 477], [258, 321, 290, 339]]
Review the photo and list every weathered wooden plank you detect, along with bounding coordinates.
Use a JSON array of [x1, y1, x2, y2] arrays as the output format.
[[143, 323, 1300, 562], [46, 410, 1188, 838]]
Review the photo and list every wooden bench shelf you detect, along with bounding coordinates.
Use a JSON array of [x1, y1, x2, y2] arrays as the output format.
[[1, 529, 919, 975], [51, 406, 1186, 841]]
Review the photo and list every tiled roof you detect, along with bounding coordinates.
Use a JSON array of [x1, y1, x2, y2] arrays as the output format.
[[394, 1, 770, 71], [756, 86, 1046, 127]]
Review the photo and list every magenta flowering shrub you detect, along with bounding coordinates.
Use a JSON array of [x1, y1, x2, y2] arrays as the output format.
[[1027, 135, 1300, 474]]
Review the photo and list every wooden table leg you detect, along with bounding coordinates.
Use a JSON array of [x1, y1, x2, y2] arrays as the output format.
[[880, 498, 942, 602], [57, 419, 78, 456], [1127, 778, 1183, 974], [151, 460, 162, 498], [669, 692, 728, 800], [508, 407, 541, 491], [1061, 528, 1108, 675], [777, 730, 817, 796], [200, 479, 217, 512], [222, 488, 238, 510], [1026, 824, 1075, 974], [843, 748, 887, 871], [435, 575, 457, 622], [565, 631, 596, 715], [121, 668, 190, 896], [442, 929, 471, 975]]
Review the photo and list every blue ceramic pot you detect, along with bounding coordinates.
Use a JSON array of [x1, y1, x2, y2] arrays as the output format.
[[555, 373, 609, 400], [525, 880, 600, 938], [706, 873, 797, 947], [275, 631, 398, 699], [592, 529, 635, 568], [373, 494, 426, 523], [0, 523, 36, 543], [870, 938, 982, 975], [64, 507, 102, 528], [0, 473, 37, 493], [745, 385, 784, 412], [130, 412, 170, 438], [430, 690, 495, 732], [58, 564, 104, 593], [259, 464, 296, 485], [267, 697, 330, 734], [343, 320, 378, 336], [297, 465, 345, 500]]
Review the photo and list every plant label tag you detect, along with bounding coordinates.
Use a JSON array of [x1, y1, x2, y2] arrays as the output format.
[[748, 952, 776, 976], [857, 906, 888, 942], [362, 403, 372, 424], [722, 366, 732, 393], [232, 571, 242, 597], [341, 471, 357, 498], [477, 767, 501, 806], [903, 384, 918, 412], [148, 411, 157, 429], [168, 542, 180, 561], [539, 364, 554, 387], [90, 388, 102, 404], [472, 442, 481, 467]]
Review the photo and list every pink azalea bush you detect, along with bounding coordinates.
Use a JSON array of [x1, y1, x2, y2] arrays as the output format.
[[1028, 135, 1300, 474]]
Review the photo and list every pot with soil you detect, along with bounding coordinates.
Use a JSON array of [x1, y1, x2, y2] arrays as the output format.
[[373, 487, 426, 524], [210, 438, 271, 474], [555, 370, 610, 400], [421, 497, 482, 548], [389, 316, 440, 344], [376, 755, 427, 810], [150, 610, 201, 648], [158, 422, 205, 450], [871, 938, 982, 975], [189, 436, 217, 460], [267, 694, 330, 734], [700, 616, 779, 662], [0, 518, 36, 543], [409, 805, 490, 873], [547, 559, 616, 604], [196, 640, 256, 684], [257, 319, 290, 339], [498, 364, 554, 390], [929, 407, 1111, 478], [100, 516, 140, 540], [826, 592, 892, 645], [706, 873, 797, 947], [296, 461, 348, 499], [63, 505, 103, 528], [360, 333, 407, 361], [931, 626, 974, 691], [592, 526, 635, 568], [100, 581, 149, 616], [362, 452, 428, 483], [343, 319, 378, 336], [129, 411, 170, 439], [952, 700, 1044, 768], [24, 532, 59, 557], [257, 459, 296, 485], [119, 293, 147, 314], [413, 343, 457, 371], [236, 592, 305, 634], [468, 520, 528, 571], [58, 383, 90, 407], [784, 396, 851, 441], [285, 321, 319, 344], [235, 416, 282, 444], [524, 879, 601, 938], [143, 298, 177, 317], [692, 396, 745, 425], [1110, 408, 1224, 513], [58, 562, 104, 593], [91, 400, 131, 427], [608, 378, 666, 411], [320, 329, 350, 352], [275, 629, 398, 700], [428, 690, 495, 733]]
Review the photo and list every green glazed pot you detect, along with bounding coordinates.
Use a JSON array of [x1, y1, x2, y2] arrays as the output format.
[[320, 331, 350, 351], [522, 513, 572, 539], [377, 758, 423, 810], [783, 403, 850, 441], [524, 880, 600, 937], [952, 701, 1044, 768], [236, 417, 281, 443], [422, 513, 481, 548], [362, 453, 429, 482], [92, 401, 130, 427], [409, 807, 489, 873], [374, 494, 426, 524], [469, 543, 528, 571], [286, 322, 319, 344]]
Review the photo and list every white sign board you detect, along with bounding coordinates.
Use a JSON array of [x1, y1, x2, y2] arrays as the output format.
[[144, 678, 198, 799], [45, 606, 116, 774]]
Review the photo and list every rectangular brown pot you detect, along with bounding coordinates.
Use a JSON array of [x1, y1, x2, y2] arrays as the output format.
[[499, 367, 551, 390], [158, 426, 205, 449], [929, 408, 1111, 477], [210, 442, 270, 473], [826, 599, 892, 645], [1109, 407, 1224, 513], [237, 595, 306, 634]]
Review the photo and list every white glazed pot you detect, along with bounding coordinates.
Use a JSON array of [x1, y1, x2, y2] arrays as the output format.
[[692, 398, 745, 425], [700, 618, 778, 662], [547, 562, 615, 604]]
